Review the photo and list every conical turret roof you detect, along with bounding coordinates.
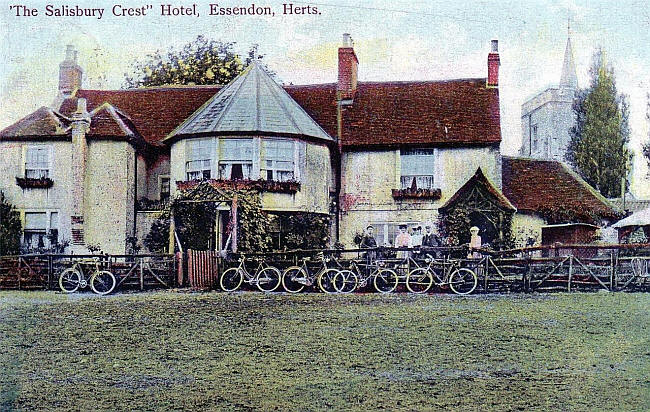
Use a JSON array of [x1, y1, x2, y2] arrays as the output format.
[[166, 62, 333, 142]]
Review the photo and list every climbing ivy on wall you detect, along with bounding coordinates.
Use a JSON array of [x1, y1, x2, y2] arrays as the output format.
[[171, 182, 273, 252], [439, 207, 471, 246], [276, 213, 330, 250], [439, 206, 514, 250], [144, 211, 170, 253]]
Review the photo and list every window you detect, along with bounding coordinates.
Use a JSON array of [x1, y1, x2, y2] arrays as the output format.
[[263, 139, 294, 182], [400, 148, 435, 189], [219, 139, 253, 180], [531, 124, 538, 153], [186, 139, 212, 180], [23, 211, 58, 250], [372, 222, 417, 246], [25, 146, 51, 179], [159, 176, 170, 201]]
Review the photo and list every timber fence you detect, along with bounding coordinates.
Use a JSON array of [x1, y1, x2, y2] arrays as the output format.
[[1, 243, 650, 293]]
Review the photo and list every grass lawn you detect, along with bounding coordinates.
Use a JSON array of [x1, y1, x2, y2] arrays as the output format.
[[1, 291, 649, 411]]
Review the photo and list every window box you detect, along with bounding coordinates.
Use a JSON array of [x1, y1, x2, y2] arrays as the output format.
[[16, 177, 54, 189], [261, 179, 300, 193], [392, 187, 441, 200], [176, 178, 301, 194]]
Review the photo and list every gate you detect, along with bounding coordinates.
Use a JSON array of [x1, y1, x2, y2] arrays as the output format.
[[187, 249, 219, 289]]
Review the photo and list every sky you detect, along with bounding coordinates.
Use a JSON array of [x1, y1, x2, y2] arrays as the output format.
[[1, 0, 649, 194]]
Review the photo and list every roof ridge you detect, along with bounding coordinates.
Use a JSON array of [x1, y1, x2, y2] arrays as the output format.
[[559, 162, 620, 213]]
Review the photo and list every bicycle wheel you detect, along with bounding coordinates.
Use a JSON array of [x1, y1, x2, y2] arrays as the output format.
[[335, 270, 358, 293], [220, 268, 243, 292], [317, 269, 340, 294], [256, 267, 281, 292], [373, 268, 399, 293], [59, 268, 81, 293], [282, 266, 307, 293], [406, 268, 434, 294], [449, 268, 478, 295], [90, 271, 116, 295]]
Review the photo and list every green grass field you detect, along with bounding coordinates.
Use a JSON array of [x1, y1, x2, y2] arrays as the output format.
[[1, 291, 649, 411]]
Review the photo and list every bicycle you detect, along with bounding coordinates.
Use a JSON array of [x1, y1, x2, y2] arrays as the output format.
[[281, 255, 342, 294], [406, 255, 478, 295], [220, 256, 281, 292], [58, 258, 117, 295], [335, 259, 399, 294]]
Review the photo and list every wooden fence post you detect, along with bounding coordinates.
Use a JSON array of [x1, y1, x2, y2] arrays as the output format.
[[567, 256, 573, 292]]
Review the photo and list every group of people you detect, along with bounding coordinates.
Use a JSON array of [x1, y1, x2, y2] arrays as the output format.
[[360, 223, 444, 250], [359, 223, 483, 259]]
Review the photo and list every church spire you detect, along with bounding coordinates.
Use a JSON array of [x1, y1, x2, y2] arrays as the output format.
[[559, 17, 578, 89]]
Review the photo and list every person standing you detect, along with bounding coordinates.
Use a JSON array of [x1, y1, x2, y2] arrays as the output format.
[[468, 226, 482, 259], [360, 225, 378, 249], [394, 224, 411, 259], [411, 225, 423, 247], [360, 225, 378, 261], [422, 222, 443, 258]]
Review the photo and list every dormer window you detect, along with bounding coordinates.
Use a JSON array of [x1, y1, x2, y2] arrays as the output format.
[[263, 139, 294, 182], [186, 138, 212, 180], [25, 146, 51, 179], [219, 139, 254, 180]]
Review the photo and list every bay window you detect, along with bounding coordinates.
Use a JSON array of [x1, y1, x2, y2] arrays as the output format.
[[263, 139, 294, 182], [186, 138, 212, 180], [400, 148, 435, 189], [219, 139, 254, 180]]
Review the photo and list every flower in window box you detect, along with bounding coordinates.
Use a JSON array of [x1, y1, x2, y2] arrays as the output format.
[[392, 187, 441, 199], [16, 177, 54, 189]]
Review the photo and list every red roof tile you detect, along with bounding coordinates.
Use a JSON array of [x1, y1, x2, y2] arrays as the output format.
[[0, 107, 70, 139], [339, 79, 500, 148], [87, 105, 132, 137], [502, 156, 620, 220], [51, 78, 498, 148], [59, 87, 221, 146]]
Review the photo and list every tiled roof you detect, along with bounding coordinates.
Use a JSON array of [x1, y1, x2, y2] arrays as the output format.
[[168, 63, 333, 142], [87, 104, 134, 137], [339, 79, 501, 148], [59, 87, 221, 146], [53, 77, 500, 148], [0, 107, 70, 139], [502, 156, 620, 220]]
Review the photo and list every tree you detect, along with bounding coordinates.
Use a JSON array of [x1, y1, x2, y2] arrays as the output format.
[[123, 35, 263, 88], [566, 49, 631, 198], [0, 192, 21, 255]]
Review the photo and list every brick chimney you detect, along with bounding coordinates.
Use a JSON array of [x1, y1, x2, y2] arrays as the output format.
[[487, 39, 500, 88], [337, 33, 358, 100], [59, 45, 83, 96]]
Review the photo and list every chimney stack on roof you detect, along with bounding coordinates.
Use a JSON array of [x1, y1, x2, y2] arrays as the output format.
[[487, 39, 500, 88], [338, 33, 358, 101], [59, 45, 83, 96]]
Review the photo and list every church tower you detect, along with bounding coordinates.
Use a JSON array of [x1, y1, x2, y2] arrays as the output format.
[[520, 22, 578, 161]]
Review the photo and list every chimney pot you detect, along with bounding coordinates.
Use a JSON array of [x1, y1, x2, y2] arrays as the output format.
[[491, 39, 498, 53], [59, 45, 83, 96], [342, 33, 353, 47], [65, 45, 74, 61]]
